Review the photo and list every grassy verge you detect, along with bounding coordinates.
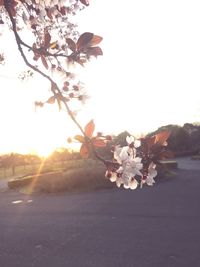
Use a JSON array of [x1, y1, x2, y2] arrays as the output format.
[[8, 159, 114, 194], [0, 159, 94, 180]]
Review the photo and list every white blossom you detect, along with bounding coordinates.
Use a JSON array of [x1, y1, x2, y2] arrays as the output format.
[[126, 135, 141, 148], [134, 139, 141, 148], [113, 143, 143, 189], [114, 145, 135, 164], [113, 145, 124, 164], [119, 157, 143, 177], [129, 179, 138, 190], [146, 162, 157, 186], [109, 172, 117, 183], [116, 176, 123, 188], [126, 135, 134, 144]]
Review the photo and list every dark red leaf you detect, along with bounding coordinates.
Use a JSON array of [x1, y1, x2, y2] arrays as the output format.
[[155, 131, 170, 145], [93, 139, 107, 147], [66, 38, 76, 52], [141, 136, 156, 154], [41, 56, 48, 69], [59, 6, 67, 15], [76, 32, 94, 50], [79, 0, 89, 6], [84, 120, 95, 138], [33, 52, 40, 61], [147, 136, 156, 147], [89, 35, 103, 46], [80, 144, 89, 158], [151, 143, 163, 155], [44, 31, 51, 47], [85, 46, 103, 57], [45, 8, 53, 19]]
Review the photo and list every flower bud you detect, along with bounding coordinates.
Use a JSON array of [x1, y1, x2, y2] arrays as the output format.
[[73, 85, 79, 91], [67, 137, 72, 143], [69, 93, 74, 98]]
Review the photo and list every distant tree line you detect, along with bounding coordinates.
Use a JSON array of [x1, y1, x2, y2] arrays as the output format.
[[0, 153, 41, 177], [0, 149, 81, 177], [147, 123, 200, 156], [95, 123, 200, 159]]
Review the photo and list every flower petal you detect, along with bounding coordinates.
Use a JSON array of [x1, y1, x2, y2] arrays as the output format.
[[149, 169, 157, 178], [146, 176, 155, 186], [123, 184, 130, 189], [134, 140, 141, 148], [116, 177, 123, 188], [119, 146, 129, 161], [109, 173, 117, 182], [126, 135, 134, 144], [129, 179, 138, 190]]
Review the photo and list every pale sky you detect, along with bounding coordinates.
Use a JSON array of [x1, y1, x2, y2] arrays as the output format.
[[79, 0, 200, 133], [0, 0, 200, 155]]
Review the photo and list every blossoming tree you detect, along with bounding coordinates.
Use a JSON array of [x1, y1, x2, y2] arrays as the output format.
[[0, 0, 172, 190]]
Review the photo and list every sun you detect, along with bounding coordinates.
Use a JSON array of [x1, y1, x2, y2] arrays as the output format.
[[31, 146, 54, 158]]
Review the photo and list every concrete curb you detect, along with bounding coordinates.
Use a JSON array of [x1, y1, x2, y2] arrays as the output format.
[[158, 160, 178, 170], [8, 171, 63, 190]]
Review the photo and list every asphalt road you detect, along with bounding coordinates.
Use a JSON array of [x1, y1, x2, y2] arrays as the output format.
[[0, 158, 200, 267]]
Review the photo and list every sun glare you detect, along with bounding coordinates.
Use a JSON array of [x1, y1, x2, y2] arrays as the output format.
[[0, 76, 78, 156], [1, 0, 200, 156], [30, 146, 54, 158]]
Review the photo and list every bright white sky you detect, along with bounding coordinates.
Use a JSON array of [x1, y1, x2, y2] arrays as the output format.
[[0, 0, 200, 155]]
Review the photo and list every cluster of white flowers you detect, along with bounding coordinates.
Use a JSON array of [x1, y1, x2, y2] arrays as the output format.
[[105, 136, 158, 190], [34, 0, 75, 8], [19, 0, 80, 29]]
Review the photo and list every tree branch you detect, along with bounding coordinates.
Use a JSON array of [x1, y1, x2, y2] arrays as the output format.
[[4, 1, 108, 166]]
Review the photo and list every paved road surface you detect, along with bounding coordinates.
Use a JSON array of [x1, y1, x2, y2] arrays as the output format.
[[0, 158, 200, 267]]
